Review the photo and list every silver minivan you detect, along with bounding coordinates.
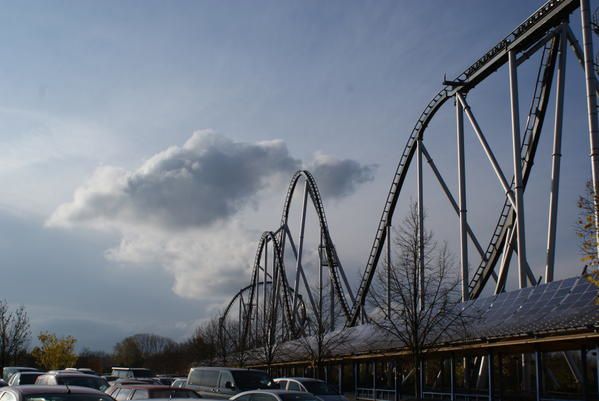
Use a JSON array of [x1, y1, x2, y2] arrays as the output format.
[[186, 367, 274, 399]]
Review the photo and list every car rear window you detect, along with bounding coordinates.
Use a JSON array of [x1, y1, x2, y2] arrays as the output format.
[[149, 390, 199, 399], [57, 377, 109, 391], [230, 371, 272, 391]]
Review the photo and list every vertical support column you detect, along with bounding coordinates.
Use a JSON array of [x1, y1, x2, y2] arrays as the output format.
[[535, 351, 543, 401], [319, 232, 324, 336], [450, 354, 456, 401], [394, 360, 401, 401], [339, 362, 344, 395], [256, 256, 260, 344], [508, 49, 528, 288], [330, 272, 335, 331], [292, 183, 309, 318], [417, 138, 425, 310], [264, 241, 268, 322], [580, 0, 599, 259], [456, 94, 469, 301], [582, 348, 589, 401], [372, 361, 376, 401], [488, 351, 495, 401], [498, 353, 504, 401], [387, 222, 392, 317], [596, 346, 599, 396], [354, 361, 359, 400], [546, 23, 568, 283]]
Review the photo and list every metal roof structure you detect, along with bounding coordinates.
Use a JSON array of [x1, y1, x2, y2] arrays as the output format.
[[245, 276, 598, 365]]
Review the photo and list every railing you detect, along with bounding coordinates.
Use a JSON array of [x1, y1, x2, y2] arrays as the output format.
[[422, 392, 489, 401], [355, 388, 395, 401]]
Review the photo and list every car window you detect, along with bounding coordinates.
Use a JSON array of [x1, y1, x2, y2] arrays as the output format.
[[149, 390, 199, 399], [287, 382, 301, 391], [218, 371, 234, 389], [115, 388, 132, 401], [233, 396, 250, 401], [301, 381, 338, 395], [277, 380, 287, 390], [250, 394, 277, 401], [188, 370, 202, 386], [199, 371, 219, 387], [231, 371, 273, 391], [130, 390, 148, 400], [0, 392, 16, 401]]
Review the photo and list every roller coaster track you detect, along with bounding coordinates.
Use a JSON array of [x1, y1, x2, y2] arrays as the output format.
[[349, 0, 580, 326], [278, 170, 354, 322]]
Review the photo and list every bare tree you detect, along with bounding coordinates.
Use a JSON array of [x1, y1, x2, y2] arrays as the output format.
[[369, 203, 464, 400], [0, 301, 30, 366], [296, 280, 349, 379], [130, 333, 175, 357]]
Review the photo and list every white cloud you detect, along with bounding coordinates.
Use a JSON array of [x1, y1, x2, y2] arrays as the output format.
[[47, 131, 375, 304]]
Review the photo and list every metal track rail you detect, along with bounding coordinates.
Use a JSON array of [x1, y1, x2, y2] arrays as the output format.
[[349, 0, 579, 326]]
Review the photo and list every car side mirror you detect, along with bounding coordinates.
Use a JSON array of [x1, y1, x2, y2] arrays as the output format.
[[225, 381, 234, 389]]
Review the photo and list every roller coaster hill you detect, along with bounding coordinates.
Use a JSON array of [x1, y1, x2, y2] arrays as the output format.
[[217, 1, 599, 400]]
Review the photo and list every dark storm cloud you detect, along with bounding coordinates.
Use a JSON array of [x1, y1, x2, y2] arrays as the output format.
[[308, 154, 377, 199]]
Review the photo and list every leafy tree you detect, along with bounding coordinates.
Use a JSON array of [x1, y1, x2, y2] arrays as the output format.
[[32, 331, 77, 370], [576, 180, 599, 290], [0, 301, 31, 366], [369, 203, 464, 400], [113, 337, 143, 367]]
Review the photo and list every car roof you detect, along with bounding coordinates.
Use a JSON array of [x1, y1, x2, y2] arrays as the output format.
[[6, 385, 108, 395], [238, 390, 306, 395], [42, 373, 104, 378], [190, 367, 265, 372], [275, 378, 323, 383], [113, 385, 178, 390]]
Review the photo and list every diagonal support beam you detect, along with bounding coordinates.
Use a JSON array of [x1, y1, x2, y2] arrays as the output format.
[[456, 93, 517, 210], [420, 143, 497, 282]]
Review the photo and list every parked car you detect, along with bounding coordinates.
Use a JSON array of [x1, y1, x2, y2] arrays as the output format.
[[0, 385, 116, 401], [273, 379, 348, 401], [186, 367, 274, 399], [2, 368, 39, 383], [230, 390, 320, 401], [7, 372, 45, 386], [111, 368, 155, 380], [105, 384, 200, 401], [35, 372, 110, 391], [65, 368, 100, 376], [170, 378, 187, 388]]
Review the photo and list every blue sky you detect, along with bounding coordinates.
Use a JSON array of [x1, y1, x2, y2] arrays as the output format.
[[0, 0, 594, 351]]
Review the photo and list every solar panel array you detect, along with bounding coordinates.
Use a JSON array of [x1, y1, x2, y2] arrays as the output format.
[[257, 276, 598, 364]]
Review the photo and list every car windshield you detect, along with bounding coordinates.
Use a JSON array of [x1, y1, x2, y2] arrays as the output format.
[[279, 394, 320, 401], [148, 390, 199, 399], [301, 381, 339, 396], [57, 377, 109, 391], [25, 395, 114, 401], [19, 374, 43, 384], [230, 371, 273, 391]]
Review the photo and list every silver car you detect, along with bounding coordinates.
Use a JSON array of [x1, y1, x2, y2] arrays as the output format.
[[273, 379, 348, 401], [230, 390, 320, 401]]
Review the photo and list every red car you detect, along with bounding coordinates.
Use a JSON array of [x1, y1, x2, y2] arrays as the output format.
[[106, 385, 200, 401]]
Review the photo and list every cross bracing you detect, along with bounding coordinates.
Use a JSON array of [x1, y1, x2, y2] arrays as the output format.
[[219, 0, 599, 357]]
